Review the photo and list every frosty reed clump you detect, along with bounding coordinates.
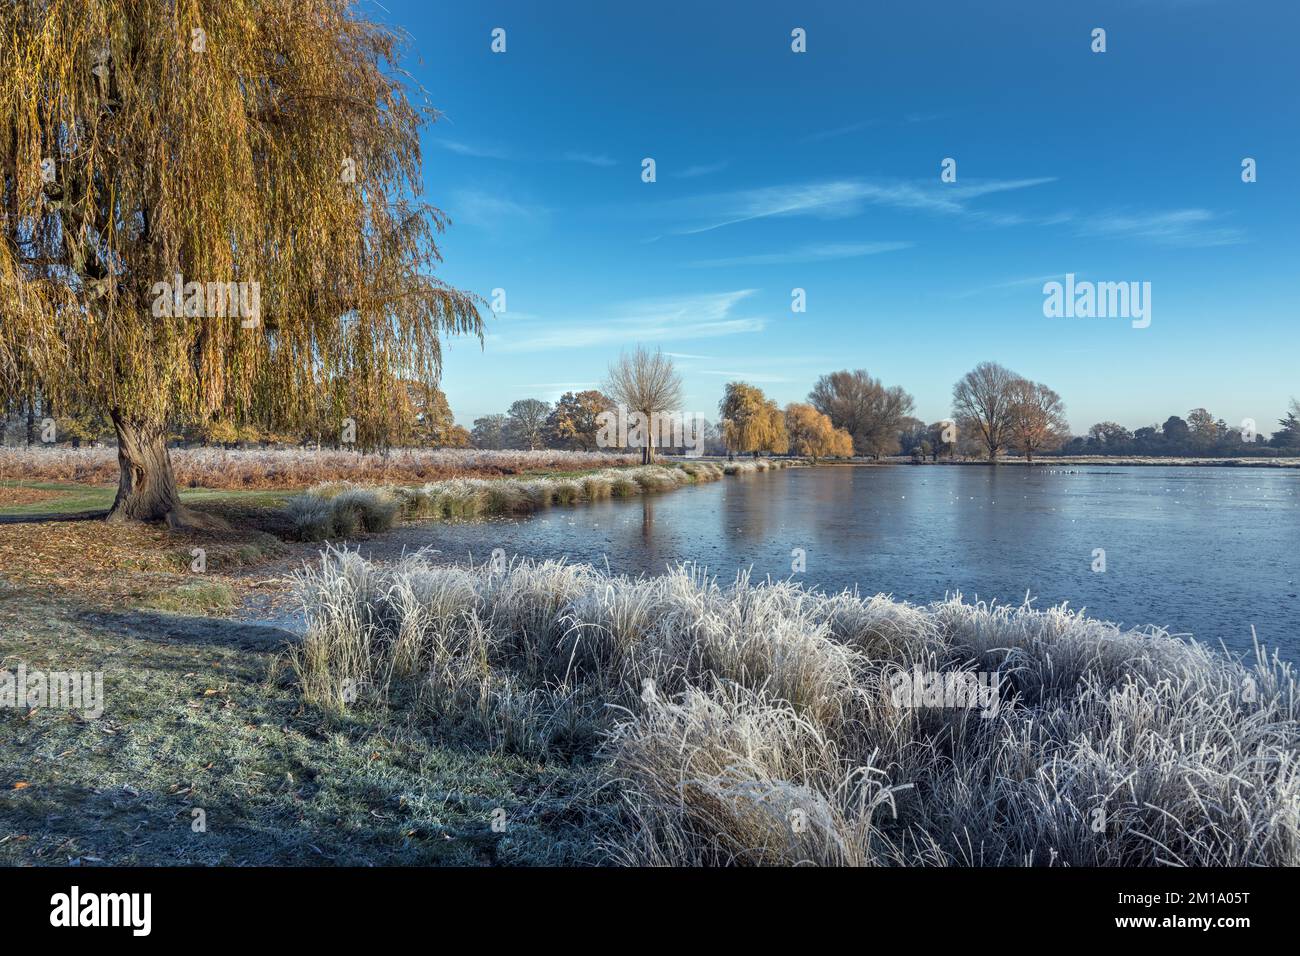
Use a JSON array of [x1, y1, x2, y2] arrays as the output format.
[[285, 486, 400, 541], [722, 458, 784, 475], [288, 550, 1300, 867]]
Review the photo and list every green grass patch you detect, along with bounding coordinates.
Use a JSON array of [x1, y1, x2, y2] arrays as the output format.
[[0, 482, 295, 518], [0, 481, 114, 515], [134, 581, 237, 615], [520, 467, 617, 479]]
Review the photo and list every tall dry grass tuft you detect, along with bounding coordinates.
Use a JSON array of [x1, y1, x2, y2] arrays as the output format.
[[286, 486, 398, 540], [606, 683, 910, 866], [288, 551, 1300, 866]]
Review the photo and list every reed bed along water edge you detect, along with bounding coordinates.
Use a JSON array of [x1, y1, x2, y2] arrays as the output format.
[[287, 548, 1300, 867], [284, 458, 795, 540]]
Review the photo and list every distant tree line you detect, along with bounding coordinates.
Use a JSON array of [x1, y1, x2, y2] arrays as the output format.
[[713, 359, 1299, 463], [0, 393, 109, 447], [918, 361, 1297, 462], [1056, 403, 1299, 457], [10, 349, 1296, 464], [471, 391, 622, 452]]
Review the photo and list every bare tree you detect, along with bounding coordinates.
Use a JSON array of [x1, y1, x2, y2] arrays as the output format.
[[603, 347, 683, 463], [471, 414, 508, 450], [1007, 378, 1069, 462], [808, 369, 914, 458], [952, 362, 1019, 461], [504, 399, 551, 450]]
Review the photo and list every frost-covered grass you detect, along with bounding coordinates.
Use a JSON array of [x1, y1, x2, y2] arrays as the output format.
[[280, 460, 797, 537], [388, 463, 712, 519], [0, 445, 641, 488], [354, 459, 796, 522], [0, 586, 601, 866], [289, 550, 1300, 867], [285, 486, 400, 541], [721, 458, 786, 474]]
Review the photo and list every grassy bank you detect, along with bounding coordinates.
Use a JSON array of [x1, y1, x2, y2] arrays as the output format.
[[0, 495, 293, 612], [0, 586, 601, 865], [284, 459, 794, 540], [289, 550, 1300, 866], [0, 481, 293, 518], [0, 446, 641, 489]]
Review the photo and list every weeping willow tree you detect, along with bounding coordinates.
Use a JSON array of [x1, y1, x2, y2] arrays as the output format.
[[0, 0, 481, 525]]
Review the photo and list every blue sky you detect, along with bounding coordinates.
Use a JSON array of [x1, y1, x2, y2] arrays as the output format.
[[371, 0, 1299, 433]]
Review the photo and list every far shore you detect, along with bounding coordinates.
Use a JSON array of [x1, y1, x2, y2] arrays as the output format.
[[864, 455, 1300, 468]]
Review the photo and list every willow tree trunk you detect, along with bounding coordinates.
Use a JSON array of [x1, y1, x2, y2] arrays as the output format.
[[107, 411, 189, 525]]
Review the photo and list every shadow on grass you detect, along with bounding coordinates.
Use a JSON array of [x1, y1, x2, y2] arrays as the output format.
[[1, 591, 606, 866], [0, 509, 109, 525], [78, 608, 300, 651], [0, 756, 486, 866]]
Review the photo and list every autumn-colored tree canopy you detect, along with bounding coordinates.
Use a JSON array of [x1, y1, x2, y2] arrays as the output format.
[[1006, 378, 1068, 462], [404, 382, 471, 449], [784, 402, 852, 461], [0, 0, 481, 524], [545, 389, 610, 451], [719, 381, 787, 457]]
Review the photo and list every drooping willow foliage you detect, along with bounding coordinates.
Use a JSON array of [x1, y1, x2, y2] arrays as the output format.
[[0, 0, 482, 448]]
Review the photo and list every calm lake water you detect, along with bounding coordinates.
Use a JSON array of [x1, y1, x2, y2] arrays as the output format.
[[385, 465, 1300, 662]]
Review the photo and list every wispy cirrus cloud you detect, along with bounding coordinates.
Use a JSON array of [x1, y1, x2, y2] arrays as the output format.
[[1078, 209, 1245, 248], [564, 151, 617, 167], [688, 240, 912, 268], [485, 290, 765, 353], [437, 139, 511, 160], [659, 177, 1057, 236], [699, 369, 796, 384], [645, 177, 1240, 249], [675, 160, 730, 178], [802, 112, 943, 143], [801, 120, 877, 143], [521, 381, 600, 390], [450, 189, 549, 235], [951, 274, 1073, 300], [440, 140, 621, 168]]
